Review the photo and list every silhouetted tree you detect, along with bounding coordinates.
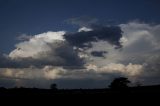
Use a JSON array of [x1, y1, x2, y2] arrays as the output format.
[[109, 77, 131, 89], [50, 83, 58, 90]]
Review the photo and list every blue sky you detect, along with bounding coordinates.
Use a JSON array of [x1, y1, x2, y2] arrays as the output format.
[[0, 0, 160, 53]]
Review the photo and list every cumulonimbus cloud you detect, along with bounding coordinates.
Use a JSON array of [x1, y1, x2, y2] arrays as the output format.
[[0, 21, 160, 88]]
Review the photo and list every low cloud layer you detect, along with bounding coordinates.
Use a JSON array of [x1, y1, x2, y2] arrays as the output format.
[[0, 63, 143, 88], [0, 21, 160, 88]]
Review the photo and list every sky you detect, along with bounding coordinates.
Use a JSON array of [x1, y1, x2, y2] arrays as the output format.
[[0, 0, 160, 88]]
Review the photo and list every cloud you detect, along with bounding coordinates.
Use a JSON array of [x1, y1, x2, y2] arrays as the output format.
[[10, 31, 65, 59], [0, 62, 143, 88], [116, 22, 160, 85], [0, 25, 123, 69], [64, 26, 123, 48], [81, 41, 121, 66], [118, 22, 160, 63], [0, 31, 84, 68], [0, 68, 46, 80], [78, 27, 93, 32], [43, 66, 67, 80], [90, 51, 107, 57], [86, 63, 143, 76], [120, 22, 160, 49], [71, 22, 160, 86], [1, 21, 160, 88]]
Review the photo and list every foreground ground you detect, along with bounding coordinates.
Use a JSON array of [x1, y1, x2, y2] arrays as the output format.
[[0, 85, 160, 97]]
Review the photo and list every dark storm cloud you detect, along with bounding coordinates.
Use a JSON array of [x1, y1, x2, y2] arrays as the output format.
[[91, 51, 108, 57], [54, 43, 84, 66], [64, 26, 123, 48]]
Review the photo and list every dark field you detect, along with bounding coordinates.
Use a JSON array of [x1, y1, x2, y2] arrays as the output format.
[[1, 85, 160, 97]]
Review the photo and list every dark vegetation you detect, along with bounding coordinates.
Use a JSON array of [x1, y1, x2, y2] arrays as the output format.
[[0, 77, 160, 97]]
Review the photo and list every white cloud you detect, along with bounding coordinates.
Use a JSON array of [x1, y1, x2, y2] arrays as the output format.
[[80, 22, 160, 81], [2, 68, 13, 77], [0, 62, 143, 87], [78, 27, 93, 32], [86, 63, 143, 76], [7, 31, 83, 68], [119, 22, 160, 50], [116, 22, 160, 66], [0, 68, 44, 79], [83, 41, 123, 66], [43, 66, 67, 79], [9, 31, 66, 59]]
